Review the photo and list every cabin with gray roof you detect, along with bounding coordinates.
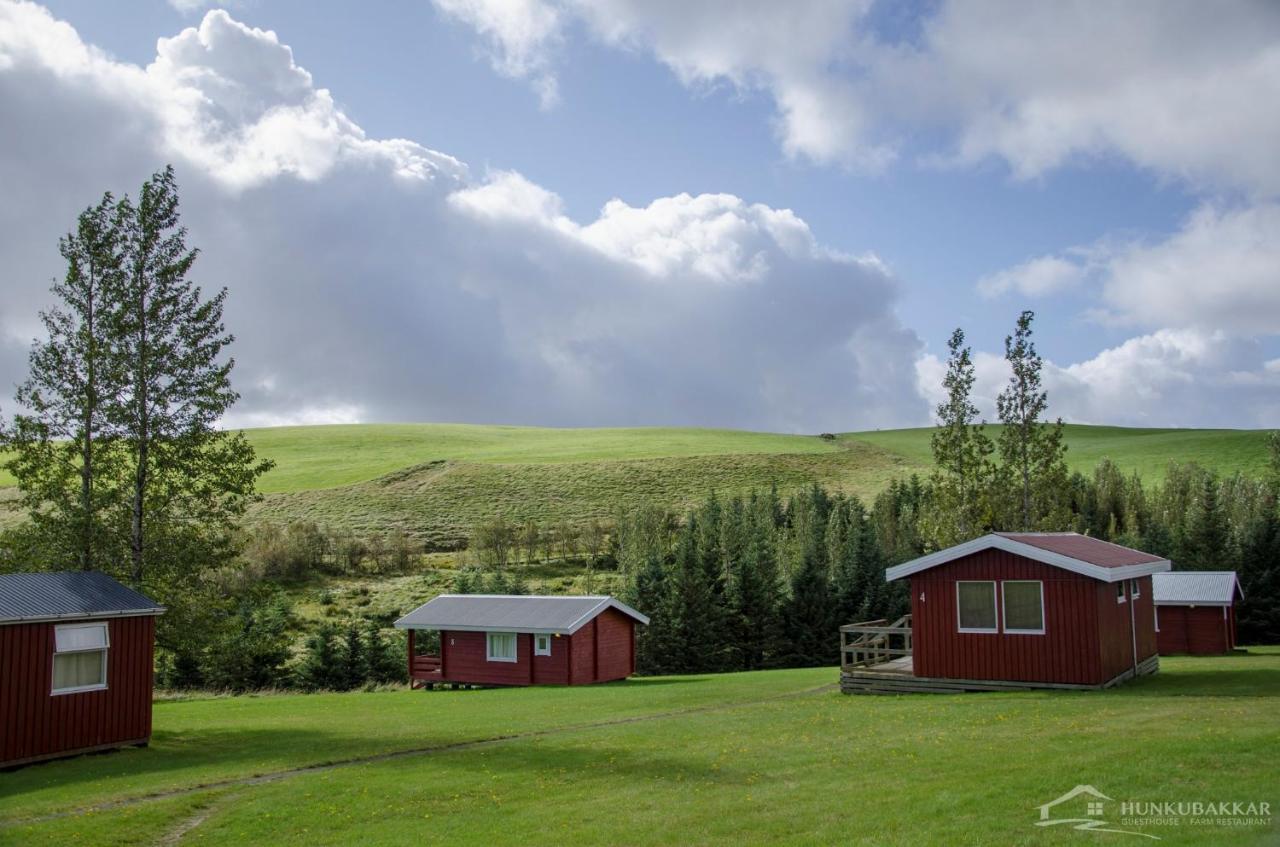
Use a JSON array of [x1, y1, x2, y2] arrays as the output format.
[[1152, 571, 1242, 655], [394, 595, 649, 687], [0, 571, 164, 767]]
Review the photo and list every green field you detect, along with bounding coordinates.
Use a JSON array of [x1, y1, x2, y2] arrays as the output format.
[[1, 423, 1273, 544], [3, 652, 1278, 845]]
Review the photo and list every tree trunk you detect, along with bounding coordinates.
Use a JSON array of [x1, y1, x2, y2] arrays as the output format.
[[80, 270, 95, 572]]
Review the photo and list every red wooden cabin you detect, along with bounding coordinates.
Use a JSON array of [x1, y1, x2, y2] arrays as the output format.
[[395, 594, 649, 687], [1, 571, 164, 768], [1152, 571, 1241, 655], [841, 533, 1171, 693]]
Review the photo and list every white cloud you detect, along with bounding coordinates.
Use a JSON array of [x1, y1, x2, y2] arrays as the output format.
[[976, 255, 1088, 299], [0, 2, 926, 432], [433, 0, 563, 106], [975, 202, 1280, 336], [917, 328, 1280, 429], [434, 1, 1280, 191]]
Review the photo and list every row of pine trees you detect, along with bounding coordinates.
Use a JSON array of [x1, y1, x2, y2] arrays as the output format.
[[616, 487, 908, 674]]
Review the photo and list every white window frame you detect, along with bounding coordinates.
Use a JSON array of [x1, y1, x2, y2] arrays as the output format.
[[485, 631, 518, 663], [1154, 606, 1160, 632], [1130, 578, 1141, 599], [51, 622, 109, 695], [1116, 582, 1127, 604], [1001, 580, 1045, 635], [956, 580, 998, 634], [534, 633, 552, 656]]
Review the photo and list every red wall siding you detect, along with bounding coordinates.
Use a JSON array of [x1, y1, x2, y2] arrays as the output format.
[[439, 630, 571, 686], [1156, 605, 1233, 654], [570, 619, 597, 685], [593, 609, 635, 682], [910, 550, 1105, 685], [1, 615, 155, 767]]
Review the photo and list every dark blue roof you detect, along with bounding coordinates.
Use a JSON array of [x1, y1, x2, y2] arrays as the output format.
[[0, 571, 164, 624]]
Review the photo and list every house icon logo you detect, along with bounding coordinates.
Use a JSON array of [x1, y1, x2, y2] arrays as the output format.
[[1036, 785, 1158, 839]]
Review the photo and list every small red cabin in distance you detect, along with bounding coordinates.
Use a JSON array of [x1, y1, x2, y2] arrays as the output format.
[[1, 571, 165, 768], [395, 595, 649, 687], [1152, 571, 1242, 655], [841, 533, 1171, 693]]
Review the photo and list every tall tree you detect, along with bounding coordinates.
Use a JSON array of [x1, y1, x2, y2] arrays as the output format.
[[995, 310, 1068, 530], [926, 328, 994, 545], [109, 167, 271, 586], [5, 195, 127, 571]]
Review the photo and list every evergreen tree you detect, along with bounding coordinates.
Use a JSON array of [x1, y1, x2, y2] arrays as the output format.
[[341, 622, 368, 690], [630, 547, 670, 674], [662, 515, 725, 673], [775, 542, 836, 667], [1237, 509, 1280, 644], [925, 328, 994, 545], [4, 194, 128, 572], [107, 167, 272, 588], [296, 624, 344, 691], [728, 494, 782, 670], [994, 311, 1069, 530], [364, 621, 407, 685], [1181, 475, 1228, 570]]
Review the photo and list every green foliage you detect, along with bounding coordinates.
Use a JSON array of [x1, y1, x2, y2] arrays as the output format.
[[296, 624, 344, 691], [926, 328, 995, 545], [199, 591, 293, 692]]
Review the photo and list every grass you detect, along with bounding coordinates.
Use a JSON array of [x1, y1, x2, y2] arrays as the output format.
[[845, 423, 1275, 483], [239, 424, 843, 495], [1, 423, 1273, 540], [3, 651, 1278, 845]]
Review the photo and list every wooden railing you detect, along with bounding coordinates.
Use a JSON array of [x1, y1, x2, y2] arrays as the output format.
[[839, 615, 912, 669], [411, 655, 442, 677]]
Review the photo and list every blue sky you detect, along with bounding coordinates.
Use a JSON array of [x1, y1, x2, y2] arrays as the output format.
[[3, 1, 1278, 430]]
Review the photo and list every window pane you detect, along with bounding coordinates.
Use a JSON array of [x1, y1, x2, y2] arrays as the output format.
[[53, 650, 104, 690], [1004, 582, 1044, 631], [55, 623, 108, 652], [958, 582, 996, 630], [488, 632, 516, 660]]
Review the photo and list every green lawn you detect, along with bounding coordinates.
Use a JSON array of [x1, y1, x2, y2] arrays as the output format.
[[4, 652, 1278, 845]]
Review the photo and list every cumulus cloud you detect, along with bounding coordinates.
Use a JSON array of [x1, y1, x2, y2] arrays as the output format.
[[975, 202, 1280, 336], [916, 329, 1280, 429], [434, 0, 1280, 191], [976, 255, 1089, 299], [0, 1, 925, 432]]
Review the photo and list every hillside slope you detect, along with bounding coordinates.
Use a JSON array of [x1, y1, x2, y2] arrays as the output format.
[[2, 423, 1272, 543]]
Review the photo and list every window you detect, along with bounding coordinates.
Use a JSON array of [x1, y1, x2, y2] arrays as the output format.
[[1130, 578, 1141, 599], [956, 581, 997, 633], [1154, 607, 1160, 633], [1116, 583, 1127, 604], [486, 632, 517, 663], [534, 633, 552, 656], [52, 623, 108, 694], [1002, 581, 1045, 634]]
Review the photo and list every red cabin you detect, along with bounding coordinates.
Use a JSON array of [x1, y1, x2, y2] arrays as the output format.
[[1, 571, 164, 768], [395, 594, 649, 687], [840, 533, 1171, 693], [1152, 571, 1241, 655]]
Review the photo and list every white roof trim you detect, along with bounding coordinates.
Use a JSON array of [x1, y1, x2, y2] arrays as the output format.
[[884, 534, 1171, 584], [0, 608, 166, 626]]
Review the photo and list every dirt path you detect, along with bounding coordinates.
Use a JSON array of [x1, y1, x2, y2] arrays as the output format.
[[5, 682, 837, 835]]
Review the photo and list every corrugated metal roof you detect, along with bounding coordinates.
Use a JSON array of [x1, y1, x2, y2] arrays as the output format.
[[394, 594, 649, 634], [1152, 571, 1241, 605], [0, 571, 165, 624], [996, 533, 1165, 568]]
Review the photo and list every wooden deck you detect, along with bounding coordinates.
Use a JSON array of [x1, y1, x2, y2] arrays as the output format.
[[838, 616, 1160, 694], [842, 654, 1159, 694]]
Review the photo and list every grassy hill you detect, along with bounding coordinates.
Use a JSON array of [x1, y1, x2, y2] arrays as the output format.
[[1, 422, 1273, 544], [3, 652, 1278, 845]]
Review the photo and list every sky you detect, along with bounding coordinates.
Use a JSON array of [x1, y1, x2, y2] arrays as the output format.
[[0, 0, 1277, 432]]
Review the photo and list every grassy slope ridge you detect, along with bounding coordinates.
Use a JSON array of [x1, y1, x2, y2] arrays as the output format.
[[1, 423, 1271, 542], [3, 652, 1278, 845]]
